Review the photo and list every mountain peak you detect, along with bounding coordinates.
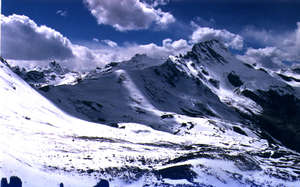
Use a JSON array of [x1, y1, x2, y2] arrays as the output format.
[[192, 39, 228, 54], [184, 40, 228, 64], [46, 61, 68, 74]]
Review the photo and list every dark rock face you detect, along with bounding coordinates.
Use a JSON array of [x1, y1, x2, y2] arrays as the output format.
[[39, 85, 50, 92], [1, 176, 22, 187], [209, 78, 220, 88], [191, 40, 227, 64], [242, 89, 300, 152], [227, 72, 243, 87], [233, 126, 248, 136], [9, 177, 22, 187], [160, 59, 184, 87], [94, 179, 109, 187], [155, 164, 197, 182], [47, 61, 65, 74], [25, 71, 45, 82], [105, 62, 118, 68], [1, 178, 8, 187], [292, 67, 300, 74], [277, 73, 300, 82]]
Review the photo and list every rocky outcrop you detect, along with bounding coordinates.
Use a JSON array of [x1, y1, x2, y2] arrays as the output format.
[[1, 177, 22, 187]]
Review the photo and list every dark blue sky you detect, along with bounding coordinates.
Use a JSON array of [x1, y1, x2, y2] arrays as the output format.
[[3, 0, 300, 46]]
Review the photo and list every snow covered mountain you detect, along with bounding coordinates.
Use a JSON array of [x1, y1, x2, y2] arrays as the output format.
[[10, 61, 84, 88], [30, 40, 300, 152], [2, 40, 300, 187]]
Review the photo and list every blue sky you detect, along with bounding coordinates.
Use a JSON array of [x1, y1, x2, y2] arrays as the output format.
[[2, 0, 300, 70]]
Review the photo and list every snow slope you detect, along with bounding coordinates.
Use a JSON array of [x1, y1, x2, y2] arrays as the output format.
[[1, 40, 300, 187]]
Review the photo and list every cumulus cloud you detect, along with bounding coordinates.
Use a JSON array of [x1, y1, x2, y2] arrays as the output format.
[[2, 14, 74, 61], [242, 26, 295, 48], [2, 14, 189, 71], [238, 22, 300, 69], [190, 26, 244, 50], [83, 0, 175, 31], [81, 38, 190, 69], [1, 14, 99, 70], [5, 13, 245, 72], [237, 47, 286, 70], [132, 38, 189, 57], [162, 38, 189, 51]]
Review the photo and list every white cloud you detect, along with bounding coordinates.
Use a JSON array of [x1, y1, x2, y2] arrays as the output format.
[[2, 14, 188, 71], [238, 22, 300, 69], [1, 14, 100, 70], [83, 0, 175, 31], [5, 13, 244, 72], [163, 38, 189, 50], [3, 14, 245, 72], [80, 38, 190, 70], [237, 47, 285, 70], [190, 26, 244, 50], [2, 14, 74, 61], [134, 38, 190, 57], [101, 40, 118, 48], [242, 26, 295, 48]]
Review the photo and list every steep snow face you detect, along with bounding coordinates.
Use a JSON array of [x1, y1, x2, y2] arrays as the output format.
[[2, 41, 300, 187]]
